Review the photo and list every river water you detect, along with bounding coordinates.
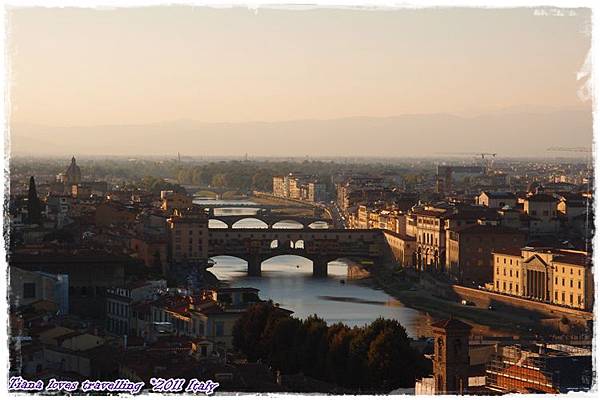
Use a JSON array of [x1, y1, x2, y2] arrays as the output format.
[[196, 198, 434, 338]]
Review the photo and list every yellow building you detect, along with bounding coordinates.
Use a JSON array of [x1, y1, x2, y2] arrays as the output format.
[[492, 249, 524, 296], [493, 247, 592, 310], [272, 176, 287, 197]]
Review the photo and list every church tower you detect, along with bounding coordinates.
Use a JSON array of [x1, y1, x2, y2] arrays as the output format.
[[65, 156, 82, 186], [432, 317, 472, 395]]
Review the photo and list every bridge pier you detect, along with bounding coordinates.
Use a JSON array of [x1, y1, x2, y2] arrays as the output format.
[[312, 258, 328, 278], [248, 256, 262, 277]]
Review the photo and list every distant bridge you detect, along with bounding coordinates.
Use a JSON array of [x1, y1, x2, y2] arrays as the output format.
[[207, 228, 382, 277], [183, 185, 244, 198], [209, 215, 331, 229], [200, 203, 313, 211]]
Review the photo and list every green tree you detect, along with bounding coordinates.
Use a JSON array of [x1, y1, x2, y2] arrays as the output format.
[[325, 323, 354, 386], [191, 167, 205, 185], [297, 315, 329, 378], [367, 327, 417, 389], [232, 301, 288, 361], [211, 173, 228, 188], [264, 316, 302, 373]]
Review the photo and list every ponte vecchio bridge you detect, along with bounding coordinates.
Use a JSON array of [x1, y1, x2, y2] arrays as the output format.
[[207, 228, 382, 277], [203, 202, 332, 229]]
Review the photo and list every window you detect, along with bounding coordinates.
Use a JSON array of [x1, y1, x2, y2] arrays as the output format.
[[570, 268, 573, 275], [516, 271, 519, 278], [555, 291, 558, 300], [562, 292, 565, 302], [503, 282, 506, 291], [578, 281, 581, 289], [496, 281, 499, 289], [215, 321, 225, 336], [23, 283, 36, 299], [569, 294, 573, 304], [509, 270, 513, 277], [509, 283, 513, 292], [570, 280, 573, 288], [516, 284, 519, 293], [510, 259, 513, 265]]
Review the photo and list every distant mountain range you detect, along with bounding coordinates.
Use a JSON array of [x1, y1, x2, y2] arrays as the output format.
[[9, 107, 592, 158]]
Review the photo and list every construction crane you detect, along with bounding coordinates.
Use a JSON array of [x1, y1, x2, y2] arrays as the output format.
[[546, 146, 592, 169], [547, 147, 592, 153]]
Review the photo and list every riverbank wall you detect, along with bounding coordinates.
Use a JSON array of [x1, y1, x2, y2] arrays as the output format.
[[347, 262, 371, 280], [451, 285, 592, 331]]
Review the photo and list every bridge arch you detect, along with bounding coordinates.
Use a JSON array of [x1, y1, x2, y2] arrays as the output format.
[[231, 217, 269, 229], [208, 219, 229, 229], [260, 254, 329, 277], [206, 255, 249, 279], [271, 220, 304, 229], [308, 221, 330, 229]]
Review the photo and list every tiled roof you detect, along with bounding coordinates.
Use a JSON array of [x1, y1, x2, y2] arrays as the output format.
[[492, 248, 522, 257], [431, 317, 472, 331]]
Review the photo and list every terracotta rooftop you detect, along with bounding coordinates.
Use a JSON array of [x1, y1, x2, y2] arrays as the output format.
[[482, 191, 516, 199], [493, 248, 523, 257], [453, 224, 522, 235], [431, 317, 472, 331], [527, 193, 557, 202]]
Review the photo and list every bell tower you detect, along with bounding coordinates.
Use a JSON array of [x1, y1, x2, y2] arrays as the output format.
[[432, 317, 472, 394]]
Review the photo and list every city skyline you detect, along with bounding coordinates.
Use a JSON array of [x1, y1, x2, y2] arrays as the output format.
[[7, 6, 592, 157]]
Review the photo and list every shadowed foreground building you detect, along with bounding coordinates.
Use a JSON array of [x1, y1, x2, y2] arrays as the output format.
[[416, 318, 593, 395]]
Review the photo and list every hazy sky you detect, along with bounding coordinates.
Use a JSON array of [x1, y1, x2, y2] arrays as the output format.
[[8, 6, 591, 126]]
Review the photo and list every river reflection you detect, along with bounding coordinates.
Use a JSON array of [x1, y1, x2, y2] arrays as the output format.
[[199, 199, 434, 338], [208, 256, 433, 338]]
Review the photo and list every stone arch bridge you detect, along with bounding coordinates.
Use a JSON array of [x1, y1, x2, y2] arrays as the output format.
[[209, 215, 331, 229], [207, 228, 382, 277]]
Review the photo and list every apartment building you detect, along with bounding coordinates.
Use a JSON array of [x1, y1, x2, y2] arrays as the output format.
[[167, 206, 209, 263], [160, 190, 193, 212], [446, 224, 526, 286], [273, 174, 327, 202], [475, 191, 517, 209]]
